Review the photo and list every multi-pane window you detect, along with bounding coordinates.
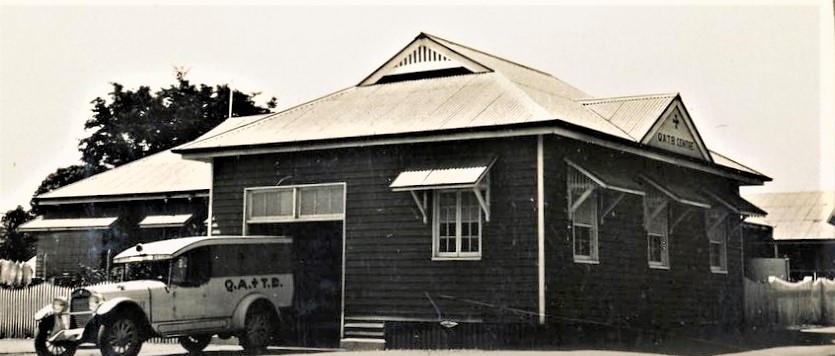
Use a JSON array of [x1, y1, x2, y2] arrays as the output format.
[[567, 166, 599, 263], [245, 184, 344, 224], [706, 207, 728, 273], [433, 190, 482, 259], [644, 188, 669, 268]]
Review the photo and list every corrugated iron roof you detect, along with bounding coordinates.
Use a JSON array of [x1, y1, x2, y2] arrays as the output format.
[[578, 94, 677, 140], [18, 216, 118, 232], [176, 33, 766, 183], [390, 158, 494, 191], [709, 150, 765, 176], [743, 191, 835, 240], [36, 114, 270, 202]]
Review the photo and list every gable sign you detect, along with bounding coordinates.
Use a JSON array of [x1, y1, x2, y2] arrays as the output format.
[[642, 99, 711, 161]]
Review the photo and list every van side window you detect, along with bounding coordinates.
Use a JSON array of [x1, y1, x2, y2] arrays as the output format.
[[171, 247, 211, 286]]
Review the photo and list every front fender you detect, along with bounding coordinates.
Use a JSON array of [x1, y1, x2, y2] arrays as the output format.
[[95, 297, 144, 316], [230, 293, 276, 330], [34, 305, 53, 321]]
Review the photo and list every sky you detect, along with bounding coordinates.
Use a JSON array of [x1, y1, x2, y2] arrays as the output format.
[[0, 2, 832, 213]]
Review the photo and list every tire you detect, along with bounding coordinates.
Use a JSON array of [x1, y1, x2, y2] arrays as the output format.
[[178, 334, 212, 353], [98, 315, 144, 356], [34, 317, 77, 356], [238, 303, 276, 354]]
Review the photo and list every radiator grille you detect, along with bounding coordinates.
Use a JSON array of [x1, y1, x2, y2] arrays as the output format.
[[70, 290, 93, 328]]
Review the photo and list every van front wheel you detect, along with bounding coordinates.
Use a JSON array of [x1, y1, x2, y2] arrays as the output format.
[[98, 315, 143, 356]]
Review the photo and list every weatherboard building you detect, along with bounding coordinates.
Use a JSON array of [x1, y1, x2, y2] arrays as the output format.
[[172, 33, 771, 348]]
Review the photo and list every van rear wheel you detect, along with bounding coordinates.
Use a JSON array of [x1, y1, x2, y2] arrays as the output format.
[[239, 303, 275, 354], [178, 334, 212, 353]]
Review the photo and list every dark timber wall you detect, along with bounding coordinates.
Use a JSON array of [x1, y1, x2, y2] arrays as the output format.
[[212, 137, 540, 323], [212, 134, 746, 334], [543, 135, 745, 332]]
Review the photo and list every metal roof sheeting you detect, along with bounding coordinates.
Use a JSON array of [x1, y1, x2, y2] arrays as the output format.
[[702, 189, 766, 217], [390, 165, 491, 191], [36, 114, 270, 202], [565, 159, 645, 196], [18, 217, 118, 232], [578, 94, 677, 140], [743, 191, 835, 240], [138, 214, 194, 228], [640, 175, 711, 208], [708, 150, 764, 176]]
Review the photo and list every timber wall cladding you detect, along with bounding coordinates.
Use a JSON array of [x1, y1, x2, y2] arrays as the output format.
[[544, 135, 744, 330], [213, 137, 539, 322]]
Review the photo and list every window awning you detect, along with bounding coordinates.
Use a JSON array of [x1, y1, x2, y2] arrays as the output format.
[[389, 158, 496, 191], [640, 175, 711, 209], [18, 216, 118, 232], [701, 190, 766, 217], [139, 214, 193, 229], [565, 159, 645, 196]]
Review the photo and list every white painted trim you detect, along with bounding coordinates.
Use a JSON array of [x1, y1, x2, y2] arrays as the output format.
[[340, 182, 347, 341], [431, 189, 483, 260], [178, 127, 766, 185], [536, 135, 546, 325], [207, 158, 214, 237], [243, 184, 346, 225]]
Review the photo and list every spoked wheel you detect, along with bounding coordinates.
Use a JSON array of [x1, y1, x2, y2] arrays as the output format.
[[239, 303, 276, 355], [98, 315, 144, 356], [34, 317, 77, 356], [178, 334, 213, 353]]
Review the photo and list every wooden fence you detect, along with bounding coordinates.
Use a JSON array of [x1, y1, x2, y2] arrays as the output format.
[[745, 277, 835, 327], [0, 283, 72, 338]]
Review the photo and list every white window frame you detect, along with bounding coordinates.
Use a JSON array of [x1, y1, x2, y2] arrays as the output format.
[[243, 183, 346, 228], [706, 207, 729, 274], [644, 188, 670, 269], [432, 189, 483, 261], [567, 166, 600, 264]]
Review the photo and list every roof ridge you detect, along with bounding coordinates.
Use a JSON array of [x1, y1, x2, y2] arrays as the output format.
[[422, 32, 563, 83], [579, 99, 638, 140], [577, 93, 679, 104]]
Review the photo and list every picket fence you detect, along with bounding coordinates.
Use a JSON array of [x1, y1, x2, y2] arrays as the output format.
[[0, 283, 72, 338], [745, 277, 835, 327], [0, 283, 175, 344]]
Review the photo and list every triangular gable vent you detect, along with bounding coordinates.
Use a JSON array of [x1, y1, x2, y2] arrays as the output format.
[[360, 34, 491, 86], [641, 98, 712, 162]]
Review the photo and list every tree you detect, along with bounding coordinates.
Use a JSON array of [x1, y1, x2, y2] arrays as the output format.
[[79, 70, 276, 169], [0, 206, 36, 261]]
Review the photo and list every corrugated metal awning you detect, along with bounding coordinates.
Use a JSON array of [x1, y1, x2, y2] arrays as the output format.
[[389, 159, 496, 191], [139, 214, 193, 229], [640, 175, 711, 209], [702, 190, 766, 217], [565, 159, 644, 196], [18, 216, 118, 232]]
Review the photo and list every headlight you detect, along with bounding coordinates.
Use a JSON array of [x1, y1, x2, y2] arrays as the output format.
[[52, 297, 68, 314], [88, 294, 104, 311]]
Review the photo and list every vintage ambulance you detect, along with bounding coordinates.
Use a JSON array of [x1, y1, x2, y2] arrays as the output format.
[[33, 235, 294, 356]]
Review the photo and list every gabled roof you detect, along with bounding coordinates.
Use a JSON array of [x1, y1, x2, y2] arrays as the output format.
[[578, 93, 677, 141], [744, 191, 835, 241], [175, 33, 768, 184], [36, 114, 271, 205]]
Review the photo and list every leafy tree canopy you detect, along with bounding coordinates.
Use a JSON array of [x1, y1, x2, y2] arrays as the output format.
[[0, 206, 35, 261], [80, 70, 276, 169]]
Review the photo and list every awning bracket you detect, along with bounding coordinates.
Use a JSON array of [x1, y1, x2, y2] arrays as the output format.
[[473, 187, 491, 222], [569, 187, 595, 215], [708, 210, 731, 233], [599, 192, 625, 225], [410, 190, 429, 224], [669, 206, 693, 234], [645, 198, 669, 230]]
